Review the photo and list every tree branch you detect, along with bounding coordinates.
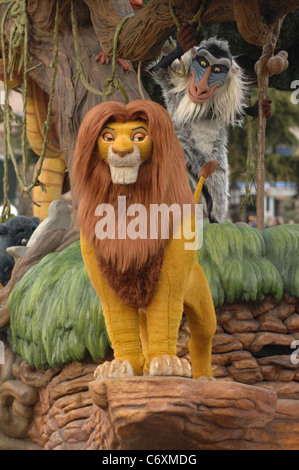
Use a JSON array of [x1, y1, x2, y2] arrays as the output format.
[[201, 0, 235, 25], [258, 0, 299, 24], [233, 0, 299, 47], [233, 0, 271, 47], [83, 0, 299, 61], [89, 0, 248, 61], [84, 0, 221, 61]]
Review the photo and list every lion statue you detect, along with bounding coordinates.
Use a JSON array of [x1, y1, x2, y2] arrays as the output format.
[[72, 99, 216, 379]]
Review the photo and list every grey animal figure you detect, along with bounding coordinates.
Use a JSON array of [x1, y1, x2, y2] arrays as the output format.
[[150, 26, 272, 223], [0, 216, 39, 286]]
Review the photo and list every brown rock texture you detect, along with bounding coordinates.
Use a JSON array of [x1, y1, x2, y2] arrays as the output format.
[[1, 295, 298, 450], [87, 378, 277, 450], [210, 295, 298, 391], [27, 362, 100, 450]]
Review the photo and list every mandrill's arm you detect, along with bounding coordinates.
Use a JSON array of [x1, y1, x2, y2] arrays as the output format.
[[150, 24, 196, 73]]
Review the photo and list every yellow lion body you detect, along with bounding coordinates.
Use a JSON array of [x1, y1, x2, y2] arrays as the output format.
[[81, 214, 216, 379]]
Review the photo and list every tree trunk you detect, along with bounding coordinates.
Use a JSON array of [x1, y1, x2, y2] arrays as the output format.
[[28, 2, 151, 171], [0, 1, 151, 173]]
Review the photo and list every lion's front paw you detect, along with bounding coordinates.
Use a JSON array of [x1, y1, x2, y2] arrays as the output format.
[[94, 359, 135, 380], [148, 355, 192, 378]]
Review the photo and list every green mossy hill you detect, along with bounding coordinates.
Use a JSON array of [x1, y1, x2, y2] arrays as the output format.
[[8, 223, 299, 369], [197, 223, 299, 307], [9, 241, 109, 369]]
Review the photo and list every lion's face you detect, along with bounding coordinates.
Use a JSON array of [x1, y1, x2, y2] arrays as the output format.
[[96, 120, 153, 185]]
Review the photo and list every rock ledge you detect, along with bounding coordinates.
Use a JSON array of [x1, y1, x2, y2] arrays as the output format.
[[87, 377, 277, 450]]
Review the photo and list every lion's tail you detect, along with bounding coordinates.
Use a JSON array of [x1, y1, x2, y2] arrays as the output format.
[[194, 160, 219, 204]]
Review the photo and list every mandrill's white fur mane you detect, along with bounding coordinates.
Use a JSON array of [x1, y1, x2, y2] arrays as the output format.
[[168, 39, 248, 128]]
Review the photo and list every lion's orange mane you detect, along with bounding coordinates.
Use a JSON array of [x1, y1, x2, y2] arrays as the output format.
[[72, 100, 195, 307]]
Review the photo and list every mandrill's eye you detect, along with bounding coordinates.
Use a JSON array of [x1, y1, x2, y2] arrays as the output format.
[[132, 132, 146, 142], [102, 132, 114, 142], [200, 59, 208, 68], [212, 64, 228, 74]]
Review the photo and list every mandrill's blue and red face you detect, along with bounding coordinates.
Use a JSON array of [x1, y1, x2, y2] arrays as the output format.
[[188, 44, 232, 104]]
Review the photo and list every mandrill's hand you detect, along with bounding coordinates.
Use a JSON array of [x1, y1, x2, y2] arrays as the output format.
[[149, 24, 196, 72], [262, 97, 272, 119], [177, 24, 197, 55], [252, 97, 272, 119]]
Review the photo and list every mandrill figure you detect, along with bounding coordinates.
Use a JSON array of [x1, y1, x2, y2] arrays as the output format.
[[72, 100, 216, 380], [150, 26, 272, 223]]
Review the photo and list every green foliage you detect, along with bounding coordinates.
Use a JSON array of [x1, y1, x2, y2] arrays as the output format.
[[8, 223, 299, 369], [228, 88, 299, 188], [196, 222, 295, 307], [8, 241, 110, 369], [261, 224, 299, 299], [279, 199, 299, 224], [264, 89, 299, 148]]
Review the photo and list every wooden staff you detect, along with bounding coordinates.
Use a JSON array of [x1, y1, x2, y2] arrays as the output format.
[[255, 17, 286, 230]]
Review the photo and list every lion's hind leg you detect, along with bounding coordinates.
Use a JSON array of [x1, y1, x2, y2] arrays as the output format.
[[184, 262, 216, 379]]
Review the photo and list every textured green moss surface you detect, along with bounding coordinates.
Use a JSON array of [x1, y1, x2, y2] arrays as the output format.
[[197, 223, 299, 306], [8, 223, 299, 369], [9, 241, 109, 369]]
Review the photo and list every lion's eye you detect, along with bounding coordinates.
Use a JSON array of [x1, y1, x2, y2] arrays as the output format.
[[102, 132, 114, 142], [132, 132, 146, 142]]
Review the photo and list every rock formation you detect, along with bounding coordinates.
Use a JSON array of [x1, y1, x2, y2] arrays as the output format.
[[1, 224, 298, 450], [0, 293, 297, 450]]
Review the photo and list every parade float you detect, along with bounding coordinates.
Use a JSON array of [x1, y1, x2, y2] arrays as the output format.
[[0, 0, 298, 451]]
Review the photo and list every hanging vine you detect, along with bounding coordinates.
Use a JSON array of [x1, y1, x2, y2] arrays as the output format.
[[169, 0, 207, 31], [0, 0, 19, 221], [0, 0, 133, 222], [70, 0, 103, 98], [137, 60, 145, 100], [32, 0, 60, 193], [0, 0, 59, 221], [102, 13, 133, 103], [70, 0, 131, 104], [167, 0, 207, 77]]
